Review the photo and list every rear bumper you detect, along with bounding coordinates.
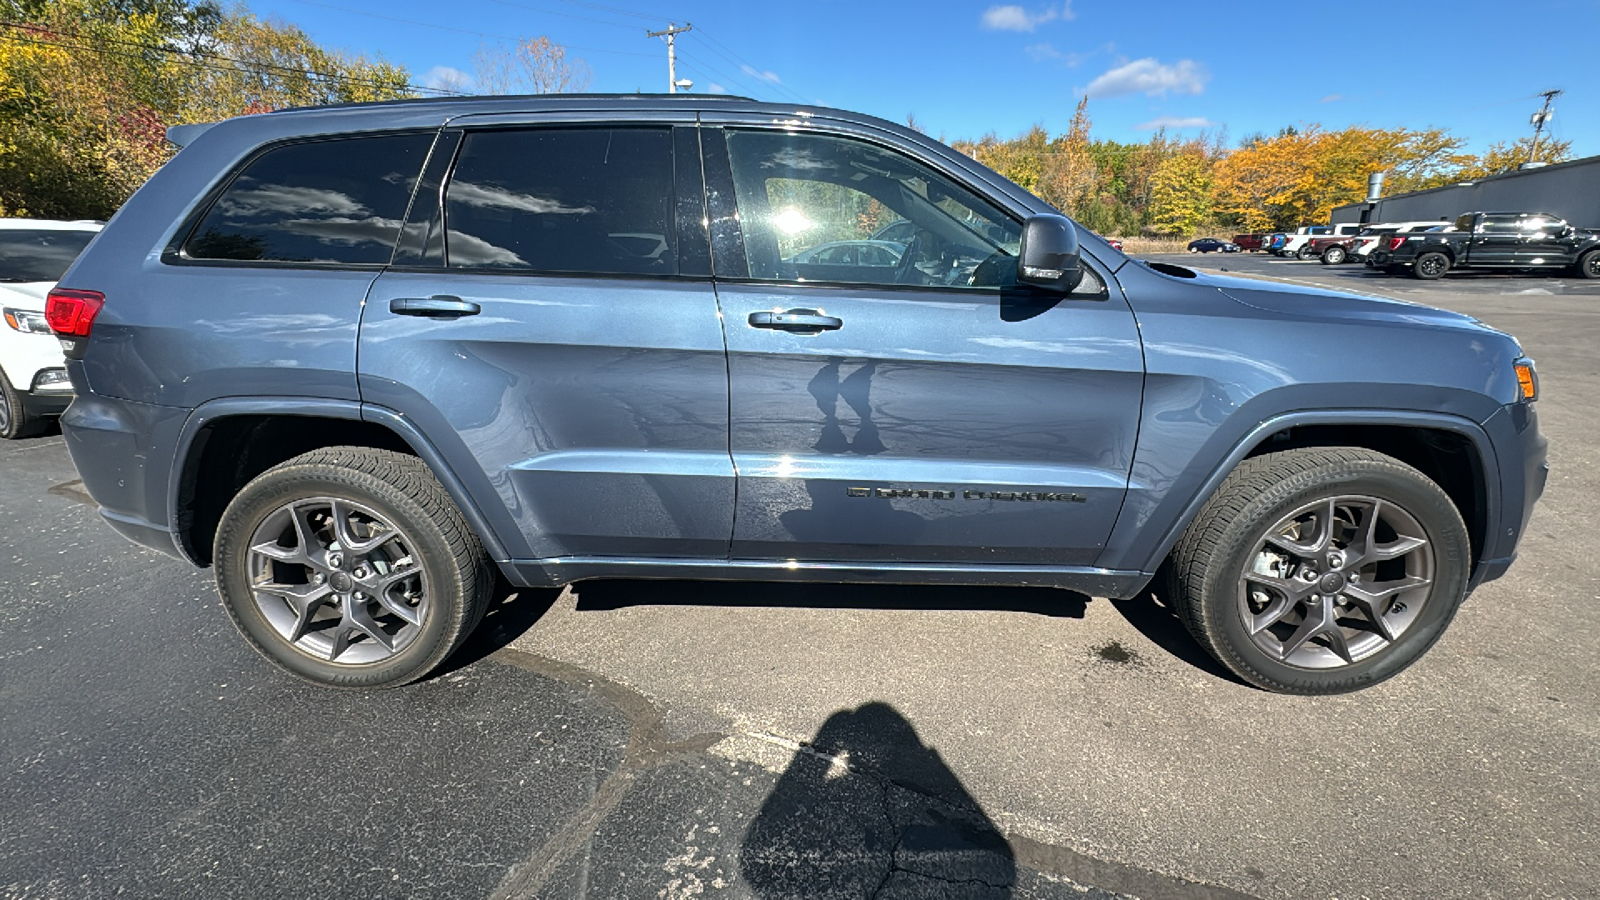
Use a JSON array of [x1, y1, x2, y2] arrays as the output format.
[[59, 364, 190, 562], [21, 388, 72, 418]]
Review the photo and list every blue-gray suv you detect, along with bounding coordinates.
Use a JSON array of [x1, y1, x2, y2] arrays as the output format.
[[49, 95, 1547, 694]]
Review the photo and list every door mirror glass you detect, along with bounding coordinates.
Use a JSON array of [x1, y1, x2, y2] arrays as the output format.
[[1017, 215, 1083, 292]]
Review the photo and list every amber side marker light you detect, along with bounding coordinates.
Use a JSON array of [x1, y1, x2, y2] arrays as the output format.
[[1514, 359, 1538, 401]]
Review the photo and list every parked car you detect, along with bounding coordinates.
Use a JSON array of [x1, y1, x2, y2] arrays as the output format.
[[1379, 212, 1600, 279], [1232, 233, 1266, 252], [1264, 232, 1288, 254], [1282, 224, 1362, 259], [52, 95, 1547, 695], [1187, 237, 1239, 253], [0, 219, 102, 438]]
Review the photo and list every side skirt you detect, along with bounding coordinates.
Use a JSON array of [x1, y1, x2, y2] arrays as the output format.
[[504, 557, 1153, 599]]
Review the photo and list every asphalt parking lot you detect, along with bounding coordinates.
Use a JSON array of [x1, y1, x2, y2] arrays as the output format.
[[2, 255, 1596, 899]]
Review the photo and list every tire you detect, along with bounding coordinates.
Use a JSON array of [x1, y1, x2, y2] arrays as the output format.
[[1189, 247, 1199, 253], [0, 369, 43, 440], [213, 446, 494, 688], [1577, 249, 1600, 280], [1167, 447, 1470, 695], [1296, 245, 1315, 260], [1321, 246, 1346, 265], [1413, 252, 1450, 280]]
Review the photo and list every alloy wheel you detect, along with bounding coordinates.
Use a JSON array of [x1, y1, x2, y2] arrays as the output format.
[[246, 496, 430, 664], [1237, 495, 1435, 669]]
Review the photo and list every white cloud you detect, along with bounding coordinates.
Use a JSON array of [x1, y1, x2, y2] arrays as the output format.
[[740, 64, 781, 84], [707, 82, 728, 94], [982, 2, 1073, 31], [1137, 116, 1217, 130], [1320, 93, 1342, 103], [421, 65, 473, 93], [1082, 58, 1207, 98]]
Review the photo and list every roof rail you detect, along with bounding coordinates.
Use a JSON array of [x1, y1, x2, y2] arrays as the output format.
[[274, 92, 761, 114]]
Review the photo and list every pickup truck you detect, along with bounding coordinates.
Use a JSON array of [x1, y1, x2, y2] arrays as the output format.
[[1311, 222, 1445, 265], [1379, 212, 1600, 279]]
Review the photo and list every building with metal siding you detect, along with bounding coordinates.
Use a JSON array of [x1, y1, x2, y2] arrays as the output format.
[[1331, 154, 1600, 227]]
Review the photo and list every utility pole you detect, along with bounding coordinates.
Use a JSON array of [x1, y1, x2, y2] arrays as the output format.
[[646, 23, 692, 93], [1528, 89, 1562, 163]]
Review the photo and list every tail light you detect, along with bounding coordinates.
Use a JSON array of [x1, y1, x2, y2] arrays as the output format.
[[45, 288, 104, 337], [1387, 236, 1407, 251]]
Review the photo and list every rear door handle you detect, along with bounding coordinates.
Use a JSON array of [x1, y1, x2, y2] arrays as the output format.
[[748, 309, 842, 333], [389, 295, 481, 318]]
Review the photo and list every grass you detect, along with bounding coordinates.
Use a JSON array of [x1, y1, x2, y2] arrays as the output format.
[[1114, 236, 1194, 255]]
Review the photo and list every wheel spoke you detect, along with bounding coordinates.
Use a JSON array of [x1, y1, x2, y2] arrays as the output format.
[[345, 602, 396, 651], [1370, 535, 1427, 562], [249, 539, 306, 564], [1264, 498, 1336, 556], [1346, 575, 1431, 604], [330, 499, 395, 555], [254, 581, 334, 643], [1279, 596, 1338, 660], [1249, 593, 1296, 635], [1343, 589, 1399, 643]]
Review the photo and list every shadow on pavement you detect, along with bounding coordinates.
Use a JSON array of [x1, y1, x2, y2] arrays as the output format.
[[1109, 565, 1244, 686], [435, 580, 564, 677], [570, 579, 1090, 619], [741, 701, 1016, 897]]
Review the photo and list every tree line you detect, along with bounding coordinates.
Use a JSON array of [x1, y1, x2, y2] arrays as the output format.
[[0, 0, 1577, 229], [953, 97, 1574, 237]]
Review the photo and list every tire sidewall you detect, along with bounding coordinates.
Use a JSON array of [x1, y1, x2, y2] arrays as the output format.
[[214, 464, 469, 689], [1199, 464, 1471, 693]]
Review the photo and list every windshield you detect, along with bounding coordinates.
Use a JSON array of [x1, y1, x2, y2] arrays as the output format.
[[0, 229, 98, 283]]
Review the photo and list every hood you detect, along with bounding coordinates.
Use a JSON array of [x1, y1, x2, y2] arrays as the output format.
[[0, 281, 52, 308], [1139, 261, 1494, 333]]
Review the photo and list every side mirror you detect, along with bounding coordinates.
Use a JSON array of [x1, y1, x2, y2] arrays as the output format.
[[1017, 214, 1084, 292]]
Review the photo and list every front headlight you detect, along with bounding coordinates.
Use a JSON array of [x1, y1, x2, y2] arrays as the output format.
[[3, 307, 51, 334]]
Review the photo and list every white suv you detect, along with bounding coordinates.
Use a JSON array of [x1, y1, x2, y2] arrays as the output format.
[[0, 219, 102, 438]]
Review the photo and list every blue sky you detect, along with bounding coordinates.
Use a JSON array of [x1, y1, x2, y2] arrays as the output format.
[[250, 0, 1598, 155]]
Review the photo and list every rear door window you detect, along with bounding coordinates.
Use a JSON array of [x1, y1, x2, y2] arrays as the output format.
[[182, 133, 433, 264], [442, 128, 677, 276]]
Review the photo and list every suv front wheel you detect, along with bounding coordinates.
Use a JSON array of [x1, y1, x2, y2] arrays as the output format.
[[1168, 448, 1469, 694], [214, 446, 494, 688]]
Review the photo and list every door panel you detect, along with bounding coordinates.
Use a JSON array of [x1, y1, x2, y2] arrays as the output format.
[[362, 274, 732, 558], [718, 282, 1142, 565], [359, 123, 732, 561]]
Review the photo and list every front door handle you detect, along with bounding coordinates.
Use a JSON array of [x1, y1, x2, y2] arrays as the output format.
[[390, 295, 481, 318], [748, 309, 843, 333]]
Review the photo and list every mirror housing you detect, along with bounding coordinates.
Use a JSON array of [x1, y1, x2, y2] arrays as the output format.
[[1017, 214, 1084, 292]]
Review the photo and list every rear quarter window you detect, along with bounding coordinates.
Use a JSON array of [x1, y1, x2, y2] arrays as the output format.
[[180, 132, 434, 265]]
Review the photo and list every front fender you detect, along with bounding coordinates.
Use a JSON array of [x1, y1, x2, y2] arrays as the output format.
[[1094, 407, 1497, 577]]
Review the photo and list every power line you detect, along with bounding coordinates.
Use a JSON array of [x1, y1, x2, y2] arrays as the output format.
[[673, 48, 773, 100], [690, 26, 808, 104], [0, 22, 464, 95]]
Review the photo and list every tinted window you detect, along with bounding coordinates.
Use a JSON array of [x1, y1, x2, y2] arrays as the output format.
[[0, 229, 97, 282], [725, 129, 1025, 291], [1479, 216, 1519, 234], [184, 133, 432, 264], [444, 128, 676, 275]]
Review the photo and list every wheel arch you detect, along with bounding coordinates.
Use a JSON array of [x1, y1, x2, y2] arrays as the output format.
[[1138, 411, 1498, 581], [169, 399, 514, 567]]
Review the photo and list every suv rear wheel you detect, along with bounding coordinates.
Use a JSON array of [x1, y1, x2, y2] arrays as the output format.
[[1321, 245, 1346, 265], [1577, 249, 1600, 280], [214, 446, 493, 688], [1168, 448, 1469, 694]]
